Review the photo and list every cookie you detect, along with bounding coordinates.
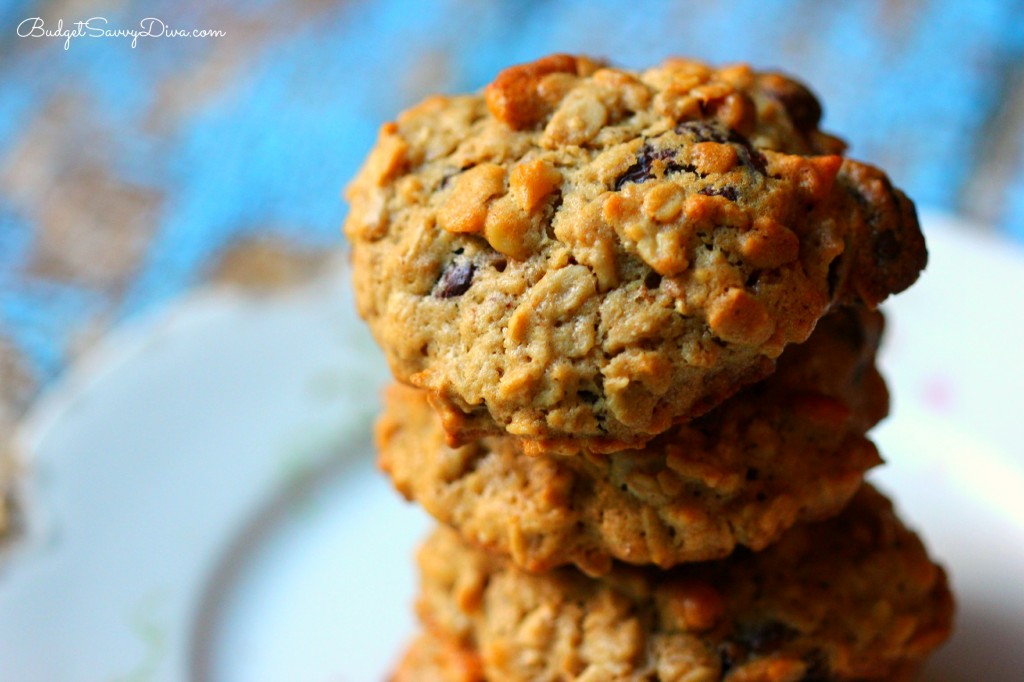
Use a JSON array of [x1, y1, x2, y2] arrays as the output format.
[[378, 308, 887, 575], [415, 485, 954, 682], [391, 632, 484, 682], [345, 55, 927, 452]]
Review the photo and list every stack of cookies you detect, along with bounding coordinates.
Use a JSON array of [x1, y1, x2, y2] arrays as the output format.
[[344, 55, 953, 681]]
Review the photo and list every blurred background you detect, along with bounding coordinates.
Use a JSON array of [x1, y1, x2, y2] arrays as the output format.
[[1, 0, 1023, 536]]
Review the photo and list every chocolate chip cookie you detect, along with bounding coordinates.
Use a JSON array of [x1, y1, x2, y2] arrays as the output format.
[[415, 485, 953, 682], [345, 55, 927, 452], [378, 308, 887, 575]]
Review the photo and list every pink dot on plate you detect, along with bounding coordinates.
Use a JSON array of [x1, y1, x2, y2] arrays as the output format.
[[920, 375, 956, 413]]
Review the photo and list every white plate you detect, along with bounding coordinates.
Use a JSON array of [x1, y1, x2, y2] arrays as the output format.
[[1, 213, 1022, 681]]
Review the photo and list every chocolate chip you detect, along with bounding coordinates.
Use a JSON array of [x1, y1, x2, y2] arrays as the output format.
[[614, 140, 704, 190], [785, 91, 822, 132], [849, 177, 899, 239], [722, 623, 821, 679], [873, 230, 901, 265], [677, 121, 767, 175], [615, 145, 675, 189], [767, 82, 823, 132], [614, 157, 651, 190], [698, 185, 739, 201], [676, 121, 729, 143], [615, 123, 768, 191], [730, 134, 768, 175], [666, 160, 700, 176], [433, 258, 475, 298]]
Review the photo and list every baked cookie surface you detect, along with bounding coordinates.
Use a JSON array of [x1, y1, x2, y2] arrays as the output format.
[[379, 308, 887, 575], [415, 485, 953, 682], [391, 632, 484, 682], [346, 55, 926, 450]]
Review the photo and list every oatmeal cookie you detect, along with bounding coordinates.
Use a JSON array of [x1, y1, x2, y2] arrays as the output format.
[[391, 632, 484, 682], [415, 486, 954, 682], [345, 55, 926, 451], [379, 308, 886, 575]]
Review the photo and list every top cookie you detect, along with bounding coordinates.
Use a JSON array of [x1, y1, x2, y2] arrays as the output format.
[[345, 55, 926, 451]]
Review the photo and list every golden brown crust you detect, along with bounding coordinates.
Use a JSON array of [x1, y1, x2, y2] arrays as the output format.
[[344, 55, 927, 451], [415, 486, 954, 682], [379, 308, 887, 575], [484, 54, 604, 130], [837, 161, 929, 307], [391, 632, 485, 682]]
